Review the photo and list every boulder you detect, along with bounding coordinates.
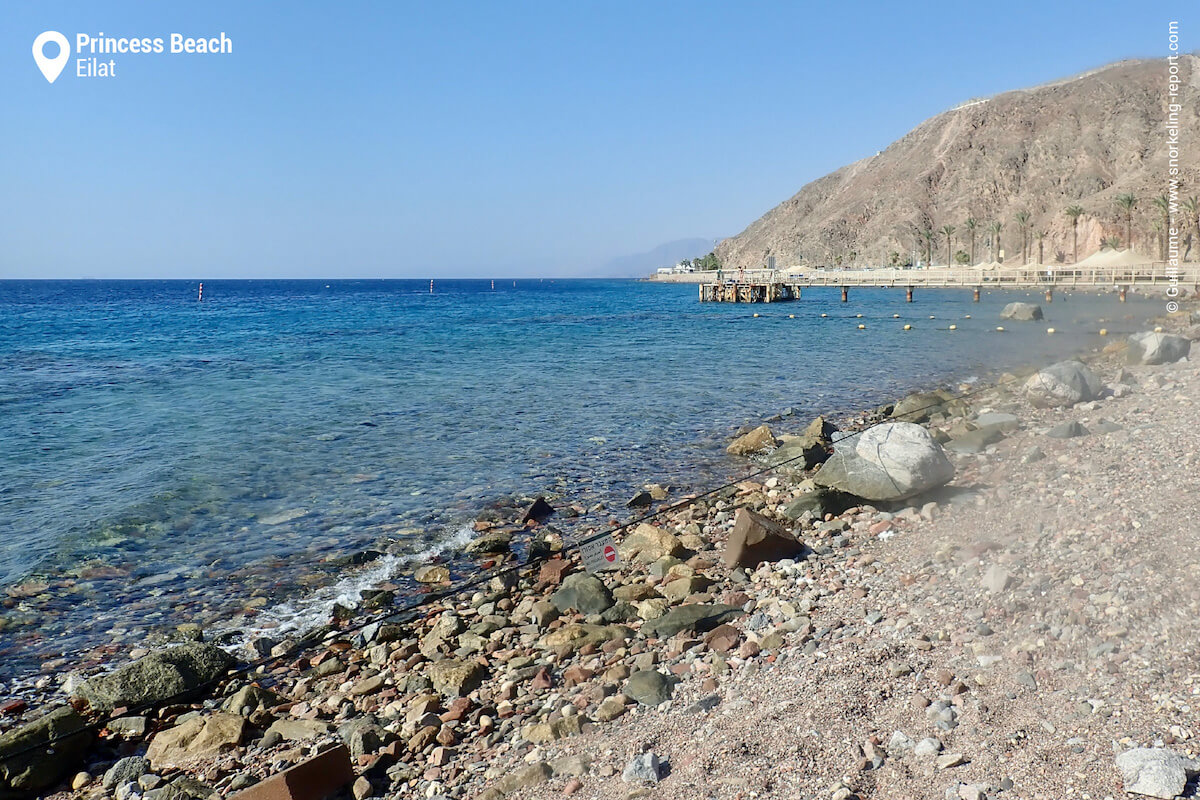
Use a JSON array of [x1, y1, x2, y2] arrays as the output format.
[[813, 423, 954, 502], [74, 643, 233, 713], [0, 706, 92, 794], [145, 713, 245, 769], [617, 523, 684, 564], [427, 659, 486, 697], [780, 489, 857, 520], [765, 436, 828, 472], [551, 573, 614, 615], [724, 508, 807, 568], [1115, 748, 1199, 799], [1127, 331, 1191, 365], [1000, 302, 1044, 321], [102, 757, 149, 791], [890, 391, 948, 423], [726, 425, 777, 456], [1046, 421, 1088, 439], [463, 532, 511, 555], [641, 604, 743, 638], [1022, 360, 1103, 408], [624, 671, 676, 706], [541, 623, 632, 652], [622, 752, 664, 783]]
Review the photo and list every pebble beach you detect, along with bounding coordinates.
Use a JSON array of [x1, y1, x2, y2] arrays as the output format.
[[2, 293, 1198, 800]]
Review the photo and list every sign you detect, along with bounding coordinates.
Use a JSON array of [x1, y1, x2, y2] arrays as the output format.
[[580, 534, 620, 572]]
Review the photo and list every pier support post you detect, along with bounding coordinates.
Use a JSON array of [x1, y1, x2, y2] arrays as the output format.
[[841, 287, 848, 303], [973, 287, 981, 303], [1045, 288, 1053, 304], [1119, 286, 1128, 303], [905, 286, 914, 303]]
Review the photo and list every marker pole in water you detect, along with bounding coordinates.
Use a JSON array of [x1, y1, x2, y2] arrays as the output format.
[[430, 280, 434, 294], [198, 283, 203, 302], [491, 280, 495, 291]]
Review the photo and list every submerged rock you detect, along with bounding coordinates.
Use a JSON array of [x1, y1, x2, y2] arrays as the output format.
[[726, 424, 778, 456], [813, 422, 954, 502], [1000, 302, 1044, 321]]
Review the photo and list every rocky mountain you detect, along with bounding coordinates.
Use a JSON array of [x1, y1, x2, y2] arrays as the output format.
[[593, 237, 719, 278], [717, 56, 1200, 269]]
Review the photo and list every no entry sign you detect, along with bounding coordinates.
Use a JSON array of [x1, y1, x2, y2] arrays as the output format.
[[580, 533, 621, 572]]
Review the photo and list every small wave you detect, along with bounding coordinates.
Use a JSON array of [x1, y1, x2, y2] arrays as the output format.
[[218, 521, 478, 652]]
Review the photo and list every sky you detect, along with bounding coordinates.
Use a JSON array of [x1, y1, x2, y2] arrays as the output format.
[[0, 1, 1193, 278]]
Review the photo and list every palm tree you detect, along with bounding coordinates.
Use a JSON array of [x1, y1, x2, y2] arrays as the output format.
[[1064, 205, 1085, 263], [1014, 210, 1031, 264], [1101, 235, 1121, 251], [988, 221, 1003, 262], [941, 225, 956, 267], [1035, 230, 1047, 265], [1183, 196, 1200, 260], [1152, 194, 1170, 260], [1115, 193, 1137, 251], [964, 218, 978, 265]]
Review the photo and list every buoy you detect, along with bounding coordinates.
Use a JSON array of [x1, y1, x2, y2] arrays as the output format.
[[858, 324, 866, 329], [929, 315, 936, 319], [856, 313, 863, 318], [788, 314, 795, 319], [996, 326, 1005, 332], [1046, 328, 1056, 334], [1154, 326, 1163, 332], [821, 313, 828, 318], [964, 315, 971, 319], [1099, 328, 1108, 336], [893, 313, 900, 318], [753, 313, 760, 317], [949, 324, 957, 330], [903, 324, 912, 330], [197, 282, 203, 302]]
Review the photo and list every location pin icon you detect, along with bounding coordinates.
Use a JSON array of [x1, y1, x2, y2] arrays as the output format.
[[32, 31, 70, 83]]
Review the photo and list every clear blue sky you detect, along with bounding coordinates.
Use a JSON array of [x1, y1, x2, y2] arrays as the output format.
[[1, 1, 1191, 278]]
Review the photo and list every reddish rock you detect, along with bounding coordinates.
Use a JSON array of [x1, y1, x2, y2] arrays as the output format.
[[538, 559, 572, 586], [562, 665, 593, 687], [703, 624, 741, 654], [229, 743, 354, 800], [724, 508, 807, 568], [530, 667, 554, 691]]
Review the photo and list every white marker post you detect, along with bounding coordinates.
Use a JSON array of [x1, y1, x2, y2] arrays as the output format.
[[32, 31, 70, 84]]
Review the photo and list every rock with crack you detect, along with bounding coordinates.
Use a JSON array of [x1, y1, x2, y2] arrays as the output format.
[[1127, 331, 1191, 365], [813, 422, 954, 502], [0, 706, 92, 795], [1115, 747, 1200, 799], [1022, 360, 1102, 408]]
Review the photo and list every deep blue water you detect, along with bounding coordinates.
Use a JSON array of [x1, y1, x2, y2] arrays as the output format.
[[0, 278, 1158, 678]]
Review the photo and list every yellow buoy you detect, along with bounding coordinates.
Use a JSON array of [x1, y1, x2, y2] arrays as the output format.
[[929, 315, 936, 319], [903, 324, 912, 330], [1154, 326, 1163, 332], [1047, 327, 1055, 334], [821, 313, 828, 318], [996, 326, 1005, 332], [893, 313, 900, 318], [1099, 328, 1108, 336], [949, 324, 957, 330], [964, 315, 971, 319], [753, 313, 760, 318], [858, 324, 866, 329], [856, 313, 863, 318], [789, 314, 795, 319]]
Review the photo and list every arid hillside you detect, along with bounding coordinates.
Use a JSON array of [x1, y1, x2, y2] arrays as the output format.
[[717, 56, 1200, 269]]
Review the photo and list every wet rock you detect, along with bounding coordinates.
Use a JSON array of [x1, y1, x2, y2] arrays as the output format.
[[1023, 360, 1102, 408], [625, 670, 676, 705], [0, 705, 91, 794], [1114, 748, 1199, 799], [618, 524, 684, 564], [626, 490, 654, 508], [1127, 331, 1191, 365], [551, 573, 615, 615], [724, 507, 807, 568], [765, 435, 828, 471], [622, 752, 664, 783], [74, 642, 233, 712], [1000, 302, 1044, 321], [464, 532, 512, 555], [813, 423, 954, 502], [523, 496, 556, 523], [145, 713, 245, 769], [414, 565, 450, 583], [727, 424, 778, 456]]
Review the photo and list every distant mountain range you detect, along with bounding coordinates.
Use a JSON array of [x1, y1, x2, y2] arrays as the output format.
[[717, 55, 1200, 269], [591, 237, 718, 278]]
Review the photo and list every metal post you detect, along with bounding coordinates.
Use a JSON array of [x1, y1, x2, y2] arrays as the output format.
[[906, 286, 914, 303], [841, 287, 848, 303]]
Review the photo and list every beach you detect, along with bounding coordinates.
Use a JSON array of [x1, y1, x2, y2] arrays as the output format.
[[2, 290, 1196, 800]]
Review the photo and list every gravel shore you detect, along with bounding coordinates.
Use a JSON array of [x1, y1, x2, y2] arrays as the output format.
[[6, 304, 1198, 800]]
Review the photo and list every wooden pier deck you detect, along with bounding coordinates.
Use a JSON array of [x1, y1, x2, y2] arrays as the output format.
[[698, 263, 1198, 303]]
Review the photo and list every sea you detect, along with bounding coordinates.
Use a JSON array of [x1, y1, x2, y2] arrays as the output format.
[[0, 278, 1160, 681]]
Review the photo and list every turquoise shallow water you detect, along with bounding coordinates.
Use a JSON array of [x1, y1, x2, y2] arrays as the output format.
[[0, 278, 1159, 677]]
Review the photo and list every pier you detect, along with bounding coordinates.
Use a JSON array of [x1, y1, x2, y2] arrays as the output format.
[[696, 263, 1197, 303]]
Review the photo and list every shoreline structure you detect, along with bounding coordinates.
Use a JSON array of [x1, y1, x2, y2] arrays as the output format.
[[2, 290, 1197, 800]]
